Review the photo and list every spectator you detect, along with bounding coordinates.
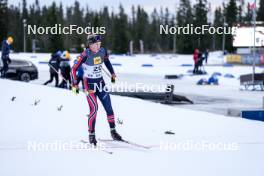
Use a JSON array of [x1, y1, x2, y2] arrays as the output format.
[[204, 49, 209, 64], [1, 37, 13, 78]]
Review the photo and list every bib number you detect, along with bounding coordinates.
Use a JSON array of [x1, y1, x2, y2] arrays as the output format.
[[83, 64, 102, 78]]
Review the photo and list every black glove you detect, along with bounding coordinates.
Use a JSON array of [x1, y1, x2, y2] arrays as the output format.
[[111, 74, 116, 83], [7, 58, 11, 64]]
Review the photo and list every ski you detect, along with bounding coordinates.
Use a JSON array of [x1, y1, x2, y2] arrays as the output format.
[[80, 139, 113, 155], [98, 138, 151, 150]]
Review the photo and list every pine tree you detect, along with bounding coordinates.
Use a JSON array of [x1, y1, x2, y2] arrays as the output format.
[[72, 1, 84, 52], [112, 5, 129, 53], [244, 4, 253, 24], [213, 7, 223, 50], [257, 0, 264, 21], [32, 0, 41, 52], [161, 7, 171, 51], [149, 8, 160, 51], [7, 4, 22, 51], [177, 0, 194, 53], [134, 6, 148, 52], [99, 7, 110, 47], [0, 0, 8, 43], [237, 0, 244, 23], [193, 0, 208, 50], [225, 0, 238, 52], [45, 2, 63, 52]]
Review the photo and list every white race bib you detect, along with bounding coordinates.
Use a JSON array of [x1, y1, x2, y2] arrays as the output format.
[[83, 63, 102, 79]]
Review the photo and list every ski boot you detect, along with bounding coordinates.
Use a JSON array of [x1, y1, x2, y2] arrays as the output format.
[[110, 128, 123, 141], [89, 133, 97, 146]]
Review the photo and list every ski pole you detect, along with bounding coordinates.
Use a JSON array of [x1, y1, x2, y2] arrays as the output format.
[[102, 66, 112, 78], [102, 66, 116, 83], [48, 63, 70, 88]]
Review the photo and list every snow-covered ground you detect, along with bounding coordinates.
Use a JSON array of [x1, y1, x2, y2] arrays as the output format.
[[1, 51, 264, 175], [0, 78, 264, 176]]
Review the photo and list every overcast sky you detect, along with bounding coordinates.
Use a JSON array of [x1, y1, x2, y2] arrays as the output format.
[[8, 0, 256, 17]]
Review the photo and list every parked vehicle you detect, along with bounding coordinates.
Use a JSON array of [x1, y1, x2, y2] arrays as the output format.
[[0, 59, 38, 82]]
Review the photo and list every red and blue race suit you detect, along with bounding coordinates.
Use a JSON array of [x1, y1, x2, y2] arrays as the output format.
[[72, 47, 116, 133]]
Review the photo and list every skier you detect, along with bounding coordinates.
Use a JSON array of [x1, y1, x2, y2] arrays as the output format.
[[58, 50, 71, 89], [71, 34, 122, 146], [193, 48, 199, 74], [1, 36, 13, 78], [43, 50, 61, 87]]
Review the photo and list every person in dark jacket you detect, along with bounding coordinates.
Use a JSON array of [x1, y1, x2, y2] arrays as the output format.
[[1, 37, 13, 78], [43, 50, 62, 87], [204, 49, 209, 64], [197, 51, 204, 70]]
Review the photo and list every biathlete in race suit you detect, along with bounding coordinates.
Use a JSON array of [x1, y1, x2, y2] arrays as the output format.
[[71, 34, 122, 146]]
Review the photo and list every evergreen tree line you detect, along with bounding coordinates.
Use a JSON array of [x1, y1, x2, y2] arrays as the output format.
[[0, 0, 264, 54]]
